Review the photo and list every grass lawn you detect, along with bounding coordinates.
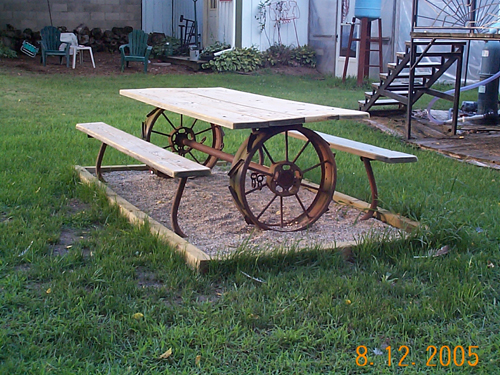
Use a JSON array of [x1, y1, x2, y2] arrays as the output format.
[[0, 66, 499, 374]]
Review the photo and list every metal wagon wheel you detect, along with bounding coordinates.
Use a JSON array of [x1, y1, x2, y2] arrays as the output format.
[[142, 107, 224, 168], [416, 0, 500, 31], [229, 125, 336, 232]]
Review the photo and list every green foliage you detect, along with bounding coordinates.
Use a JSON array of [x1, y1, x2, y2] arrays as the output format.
[[262, 44, 316, 68], [0, 40, 16, 58], [201, 41, 231, 55], [150, 35, 181, 58], [203, 44, 317, 72], [256, 0, 272, 31], [202, 46, 263, 72], [290, 45, 317, 68], [262, 43, 293, 66]]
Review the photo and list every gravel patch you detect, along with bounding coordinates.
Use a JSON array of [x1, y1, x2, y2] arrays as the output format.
[[103, 167, 401, 257]]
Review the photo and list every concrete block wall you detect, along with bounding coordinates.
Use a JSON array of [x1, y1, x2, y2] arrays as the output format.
[[0, 0, 141, 32]]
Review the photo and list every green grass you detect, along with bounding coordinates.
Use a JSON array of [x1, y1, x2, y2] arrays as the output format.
[[0, 66, 499, 374]]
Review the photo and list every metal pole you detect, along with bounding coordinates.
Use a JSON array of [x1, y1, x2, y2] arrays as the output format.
[[47, 0, 53, 26], [193, 0, 199, 48]]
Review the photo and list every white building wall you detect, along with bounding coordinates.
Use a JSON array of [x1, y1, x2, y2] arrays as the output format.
[[241, 0, 309, 50], [218, 1, 235, 46]]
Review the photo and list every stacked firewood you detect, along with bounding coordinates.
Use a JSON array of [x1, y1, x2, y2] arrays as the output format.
[[0, 24, 162, 54]]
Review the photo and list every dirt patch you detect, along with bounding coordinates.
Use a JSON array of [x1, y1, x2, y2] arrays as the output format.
[[1, 51, 319, 77]]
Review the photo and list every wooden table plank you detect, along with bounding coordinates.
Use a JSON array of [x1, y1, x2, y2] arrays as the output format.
[[120, 87, 369, 129]]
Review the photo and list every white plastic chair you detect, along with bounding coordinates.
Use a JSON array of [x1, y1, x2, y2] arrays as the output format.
[[60, 33, 95, 69]]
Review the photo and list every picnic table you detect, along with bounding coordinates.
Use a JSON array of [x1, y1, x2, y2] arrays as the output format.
[[118, 87, 370, 233]]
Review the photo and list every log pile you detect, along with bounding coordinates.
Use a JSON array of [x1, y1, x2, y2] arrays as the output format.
[[0, 24, 165, 54]]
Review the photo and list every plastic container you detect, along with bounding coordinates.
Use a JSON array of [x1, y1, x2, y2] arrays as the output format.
[[478, 41, 500, 117], [189, 45, 199, 61], [355, 0, 381, 20]]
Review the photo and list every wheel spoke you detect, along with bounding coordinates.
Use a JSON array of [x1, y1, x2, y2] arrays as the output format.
[[188, 150, 201, 164], [294, 193, 311, 219], [292, 140, 311, 164], [151, 129, 172, 137], [280, 196, 284, 227], [245, 182, 269, 195], [194, 127, 212, 137], [261, 144, 276, 165], [256, 193, 279, 220], [161, 112, 177, 130], [285, 131, 289, 162], [302, 160, 327, 175], [189, 118, 198, 130]]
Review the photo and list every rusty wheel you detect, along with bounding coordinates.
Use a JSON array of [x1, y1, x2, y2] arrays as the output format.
[[229, 125, 336, 231], [142, 107, 223, 168]]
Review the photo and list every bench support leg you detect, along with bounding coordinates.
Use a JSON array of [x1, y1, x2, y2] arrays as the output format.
[[360, 157, 378, 220], [96, 142, 107, 182], [172, 177, 188, 238]]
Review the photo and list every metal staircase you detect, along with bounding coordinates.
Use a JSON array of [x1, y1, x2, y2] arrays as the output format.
[[358, 40, 466, 116]]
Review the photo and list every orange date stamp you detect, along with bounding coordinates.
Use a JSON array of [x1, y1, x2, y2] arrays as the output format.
[[356, 345, 479, 367]]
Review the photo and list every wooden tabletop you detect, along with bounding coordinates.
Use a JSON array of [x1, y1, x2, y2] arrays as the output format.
[[120, 87, 369, 130]]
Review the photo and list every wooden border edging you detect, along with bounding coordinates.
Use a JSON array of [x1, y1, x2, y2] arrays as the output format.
[[74, 164, 419, 272], [75, 164, 211, 272]]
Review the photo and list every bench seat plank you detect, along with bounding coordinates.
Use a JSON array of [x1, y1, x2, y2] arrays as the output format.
[[288, 130, 417, 163], [76, 122, 211, 178]]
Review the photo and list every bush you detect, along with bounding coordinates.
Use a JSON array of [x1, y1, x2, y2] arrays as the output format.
[[202, 47, 263, 72], [290, 45, 317, 68], [0, 40, 16, 58], [201, 44, 317, 73], [262, 44, 316, 68], [261, 43, 293, 67], [150, 35, 181, 58]]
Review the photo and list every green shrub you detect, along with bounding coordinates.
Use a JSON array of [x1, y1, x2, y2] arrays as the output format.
[[261, 43, 293, 67], [0, 41, 16, 58], [150, 36, 181, 58], [201, 41, 231, 55], [202, 46, 263, 72], [201, 44, 317, 72], [291, 45, 317, 68], [262, 44, 316, 68]]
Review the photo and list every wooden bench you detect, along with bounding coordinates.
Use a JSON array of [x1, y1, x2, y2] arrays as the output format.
[[288, 129, 418, 219], [76, 122, 211, 237]]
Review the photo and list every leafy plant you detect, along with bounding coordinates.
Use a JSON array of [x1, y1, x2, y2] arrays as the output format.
[[261, 44, 317, 68], [202, 47, 263, 72], [201, 41, 231, 55], [291, 45, 317, 68], [261, 43, 293, 67], [0, 40, 16, 58], [150, 36, 181, 58], [255, 0, 271, 31]]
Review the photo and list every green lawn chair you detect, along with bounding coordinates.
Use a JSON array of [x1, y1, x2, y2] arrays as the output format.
[[119, 30, 153, 73], [40, 26, 70, 67]]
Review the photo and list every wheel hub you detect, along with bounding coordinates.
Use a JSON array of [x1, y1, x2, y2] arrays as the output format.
[[170, 127, 195, 155], [267, 161, 303, 196]]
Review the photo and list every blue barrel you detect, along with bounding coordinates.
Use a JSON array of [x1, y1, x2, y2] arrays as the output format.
[[355, 0, 381, 20]]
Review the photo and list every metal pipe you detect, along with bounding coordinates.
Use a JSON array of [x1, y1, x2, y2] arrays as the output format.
[[182, 138, 270, 175]]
